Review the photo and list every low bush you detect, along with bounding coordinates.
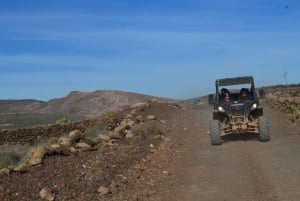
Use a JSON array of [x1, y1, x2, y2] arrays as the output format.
[[55, 116, 73, 125], [131, 121, 163, 139], [289, 104, 300, 121], [83, 123, 107, 139], [0, 144, 30, 169]]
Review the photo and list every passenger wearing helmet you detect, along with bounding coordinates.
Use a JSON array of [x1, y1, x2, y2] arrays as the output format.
[[220, 88, 231, 102]]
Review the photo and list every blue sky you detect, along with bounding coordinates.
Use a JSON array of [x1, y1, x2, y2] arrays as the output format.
[[0, 0, 300, 100]]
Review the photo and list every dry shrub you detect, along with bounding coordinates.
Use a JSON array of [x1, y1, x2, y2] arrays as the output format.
[[83, 122, 107, 139], [131, 121, 163, 139], [289, 104, 300, 121], [0, 144, 30, 169]]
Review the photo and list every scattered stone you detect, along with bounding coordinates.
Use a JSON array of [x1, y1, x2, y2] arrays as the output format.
[[27, 146, 48, 166], [163, 170, 169, 175], [131, 102, 148, 108], [49, 144, 62, 154], [103, 140, 118, 147], [13, 163, 28, 172], [160, 120, 166, 124], [130, 109, 137, 115], [58, 137, 71, 148], [97, 186, 110, 195], [126, 119, 135, 127], [68, 130, 82, 143], [147, 115, 156, 120], [39, 187, 55, 201], [76, 142, 91, 149], [98, 134, 110, 142], [125, 131, 135, 138], [0, 168, 10, 176], [149, 144, 154, 148], [109, 132, 122, 139], [80, 171, 86, 177], [151, 99, 158, 103], [69, 146, 77, 153]]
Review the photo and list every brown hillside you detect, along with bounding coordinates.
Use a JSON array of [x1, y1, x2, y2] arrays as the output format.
[[0, 100, 45, 112], [37, 90, 177, 115]]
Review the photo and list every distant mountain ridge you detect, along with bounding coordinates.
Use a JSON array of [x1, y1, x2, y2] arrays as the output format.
[[0, 99, 45, 113], [0, 90, 177, 115]]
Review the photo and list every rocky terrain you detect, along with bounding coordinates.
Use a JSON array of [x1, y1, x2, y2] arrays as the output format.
[[262, 84, 300, 121], [0, 101, 182, 201], [0, 85, 300, 201]]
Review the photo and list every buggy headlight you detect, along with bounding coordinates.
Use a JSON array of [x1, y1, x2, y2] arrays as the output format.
[[251, 103, 257, 110], [218, 106, 225, 112]]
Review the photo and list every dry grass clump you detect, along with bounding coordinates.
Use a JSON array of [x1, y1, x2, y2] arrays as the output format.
[[83, 123, 107, 139], [0, 144, 30, 169], [131, 121, 163, 139]]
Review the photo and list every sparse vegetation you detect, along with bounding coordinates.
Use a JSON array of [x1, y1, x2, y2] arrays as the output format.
[[289, 104, 300, 121], [55, 116, 73, 125], [0, 144, 30, 169], [83, 123, 107, 139], [0, 112, 83, 130], [131, 120, 163, 139], [264, 86, 300, 122]]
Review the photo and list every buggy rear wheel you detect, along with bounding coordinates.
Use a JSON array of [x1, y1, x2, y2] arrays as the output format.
[[209, 120, 223, 145]]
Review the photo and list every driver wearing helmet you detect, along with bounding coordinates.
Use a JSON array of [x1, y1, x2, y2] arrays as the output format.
[[239, 88, 251, 101]]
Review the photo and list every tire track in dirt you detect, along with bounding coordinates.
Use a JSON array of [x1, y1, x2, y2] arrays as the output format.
[[169, 104, 300, 201]]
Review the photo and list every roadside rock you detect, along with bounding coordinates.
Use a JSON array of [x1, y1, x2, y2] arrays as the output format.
[[68, 130, 82, 143], [13, 163, 29, 172], [27, 146, 48, 166], [49, 144, 63, 154], [125, 130, 135, 138], [109, 132, 122, 139], [147, 115, 156, 120], [39, 187, 55, 201], [58, 137, 71, 148], [76, 142, 91, 150], [97, 186, 110, 195], [0, 168, 10, 176], [114, 118, 135, 134], [98, 134, 110, 142]]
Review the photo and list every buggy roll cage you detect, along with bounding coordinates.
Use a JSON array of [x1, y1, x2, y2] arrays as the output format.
[[214, 76, 258, 105]]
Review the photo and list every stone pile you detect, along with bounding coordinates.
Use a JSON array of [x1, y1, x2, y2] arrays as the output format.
[[0, 107, 159, 176]]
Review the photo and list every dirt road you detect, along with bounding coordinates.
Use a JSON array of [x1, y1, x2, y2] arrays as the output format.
[[169, 104, 300, 201], [1, 102, 299, 201]]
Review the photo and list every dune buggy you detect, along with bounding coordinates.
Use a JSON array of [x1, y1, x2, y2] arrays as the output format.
[[209, 76, 270, 145]]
